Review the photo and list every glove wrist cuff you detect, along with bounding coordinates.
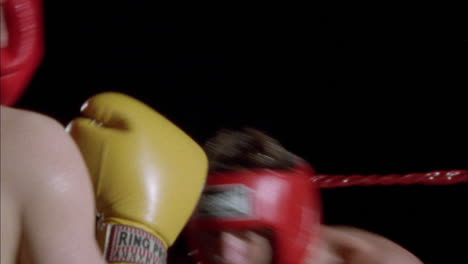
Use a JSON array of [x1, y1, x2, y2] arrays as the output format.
[[99, 223, 167, 264]]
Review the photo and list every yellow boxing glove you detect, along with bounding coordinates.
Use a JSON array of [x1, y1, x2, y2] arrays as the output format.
[[66, 92, 208, 264]]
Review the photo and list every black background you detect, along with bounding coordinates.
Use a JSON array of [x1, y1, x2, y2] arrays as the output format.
[[14, 1, 467, 263]]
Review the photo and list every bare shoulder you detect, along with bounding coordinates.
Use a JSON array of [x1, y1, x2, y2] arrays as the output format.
[[1, 106, 66, 137], [321, 225, 423, 264], [2, 106, 104, 263], [1, 106, 68, 159], [1, 105, 90, 205]]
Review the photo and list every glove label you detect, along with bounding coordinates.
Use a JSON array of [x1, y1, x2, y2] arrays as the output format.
[[104, 224, 167, 264], [197, 184, 254, 218]]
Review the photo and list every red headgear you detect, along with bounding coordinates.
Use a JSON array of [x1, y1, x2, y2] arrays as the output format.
[[185, 161, 321, 264], [0, 0, 44, 106]]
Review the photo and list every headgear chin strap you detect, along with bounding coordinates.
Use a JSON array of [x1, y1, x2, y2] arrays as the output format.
[[185, 161, 322, 264], [1, 0, 44, 106]]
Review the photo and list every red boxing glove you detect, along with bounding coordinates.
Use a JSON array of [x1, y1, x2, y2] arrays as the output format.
[[1, 0, 44, 106]]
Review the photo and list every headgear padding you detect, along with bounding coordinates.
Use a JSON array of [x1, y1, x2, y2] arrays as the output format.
[[185, 161, 321, 264]]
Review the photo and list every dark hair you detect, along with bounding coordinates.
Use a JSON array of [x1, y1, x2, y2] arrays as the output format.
[[204, 127, 298, 172]]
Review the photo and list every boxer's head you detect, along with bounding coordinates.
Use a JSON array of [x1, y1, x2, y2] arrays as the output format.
[[185, 128, 321, 264], [0, 0, 44, 106]]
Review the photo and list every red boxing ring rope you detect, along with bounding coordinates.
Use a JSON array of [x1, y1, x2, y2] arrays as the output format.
[[311, 170, 468, 188]]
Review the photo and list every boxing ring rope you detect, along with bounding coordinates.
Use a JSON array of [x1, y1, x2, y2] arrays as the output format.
[[310, 170, 468, 188]]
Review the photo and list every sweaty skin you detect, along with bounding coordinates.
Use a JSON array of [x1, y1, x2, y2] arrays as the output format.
[[1, 106, 106, 264]]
